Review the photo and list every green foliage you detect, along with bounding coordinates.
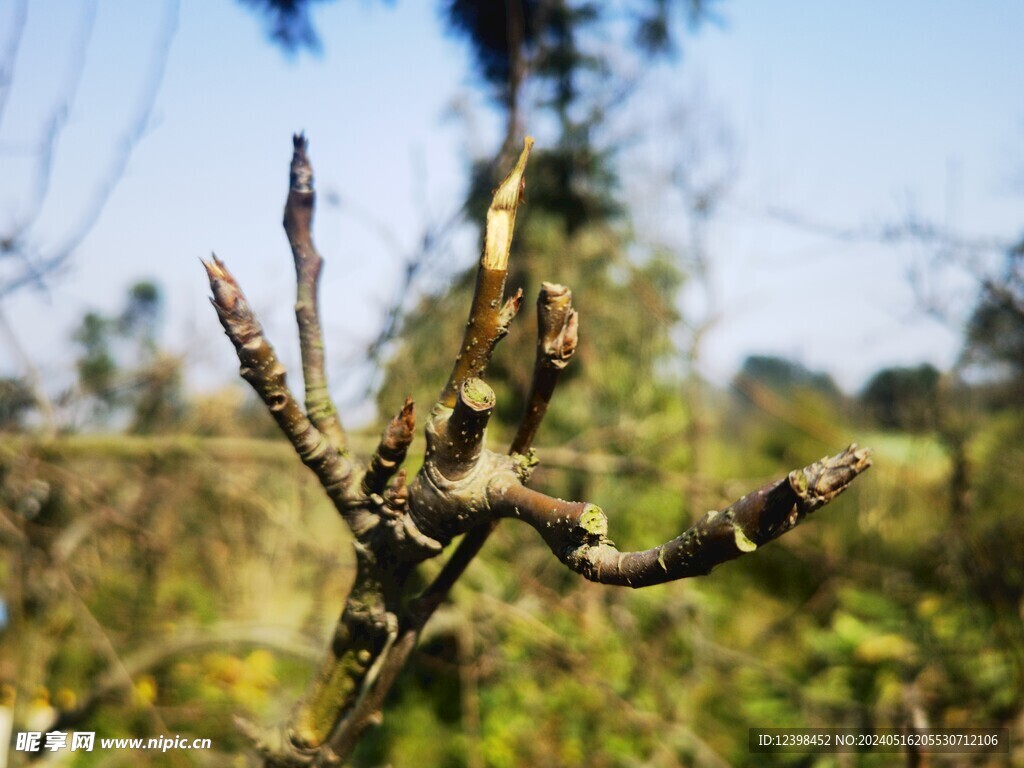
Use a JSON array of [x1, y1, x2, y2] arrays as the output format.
[[73, 312, 119, 410], [0, 377, 35, 430], [5, 393, 1023, 766], [0, 436, 347, 766], [71, 280, 184, 432], [735, 355, 842, 402], [859, 363, 941, 432]]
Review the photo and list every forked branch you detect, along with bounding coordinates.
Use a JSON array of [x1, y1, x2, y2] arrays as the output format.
[[205, 134, 871, 767], [203, 256, 356, 518]]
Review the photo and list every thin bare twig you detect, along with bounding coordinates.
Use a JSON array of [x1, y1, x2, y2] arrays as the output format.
[[361, 397, 415, 497], [0, 0, 179, 298], [0, 0, 28, 129], [510, 282, 578, 454], [203, 256, 356, 519], [284, 134, 348, 454]]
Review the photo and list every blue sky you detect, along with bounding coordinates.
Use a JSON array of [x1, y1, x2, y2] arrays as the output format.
[[1, 0, 1021, 421]]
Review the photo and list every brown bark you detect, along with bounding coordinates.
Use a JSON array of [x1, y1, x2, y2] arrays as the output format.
[[284, 134, 348, 455], [489, 445, 872, 587]]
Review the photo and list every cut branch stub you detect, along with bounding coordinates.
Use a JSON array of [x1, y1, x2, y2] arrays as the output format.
[[407, 378, 513, 547], [440, 137, 533, 407], [536, 282, 579, 369], [483, 136, 534, 271], [435, 378, 496, 481]]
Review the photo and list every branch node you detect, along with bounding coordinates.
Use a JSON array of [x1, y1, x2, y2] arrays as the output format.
[[575, 503, 608, 544], [511, 449, 539, 483], [383, 469, 409, 511]]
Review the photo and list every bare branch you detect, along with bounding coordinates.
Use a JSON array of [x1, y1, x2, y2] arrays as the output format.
[[205, 133, 873, 768], [203, 256, 357, 520], [285, 134, 348, 454], [489, 445, 872, 587], [361, 398, 415, 497], [511, 282, 579, 454], [16, 0, 97, 234], [439, 137, 533, 407], [53, 0, 178, 261], [410, 283, 580, 650]]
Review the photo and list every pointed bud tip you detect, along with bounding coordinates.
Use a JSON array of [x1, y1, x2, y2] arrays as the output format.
[[201, 254, 226, 281]]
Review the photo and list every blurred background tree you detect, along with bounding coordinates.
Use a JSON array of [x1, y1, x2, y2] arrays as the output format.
[[963, 238, 1024, 402], [859, 363, 940, 433], [70, 280, 184, 433]]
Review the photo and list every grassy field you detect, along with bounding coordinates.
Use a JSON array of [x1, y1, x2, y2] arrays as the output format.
[[2, 417, 1021, 767]]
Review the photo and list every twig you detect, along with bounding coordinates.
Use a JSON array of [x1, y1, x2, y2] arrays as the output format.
[[490, 445, 872, 587], [361, 398, 415, 497], [439, 137, 533, 407], [203, 256, 356, 520], [510, 282, 578, 454], [284, 134, 348, 454], [0, 0, 28, 129], [0, 0, 179, 299]]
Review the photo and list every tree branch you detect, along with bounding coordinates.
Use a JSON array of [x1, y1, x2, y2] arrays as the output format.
[[415, 282, 581, 618], [410, 280, 579, 650], [489, 445, 872, 587], [361, 397, 415, 498], [1, 0, 178, 299], [510, 281, 578, 454], [439, 137, 533, 407], [284, 134, 348, 454], [203, 256, 357, 523], [0, 0, 28, 130]]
